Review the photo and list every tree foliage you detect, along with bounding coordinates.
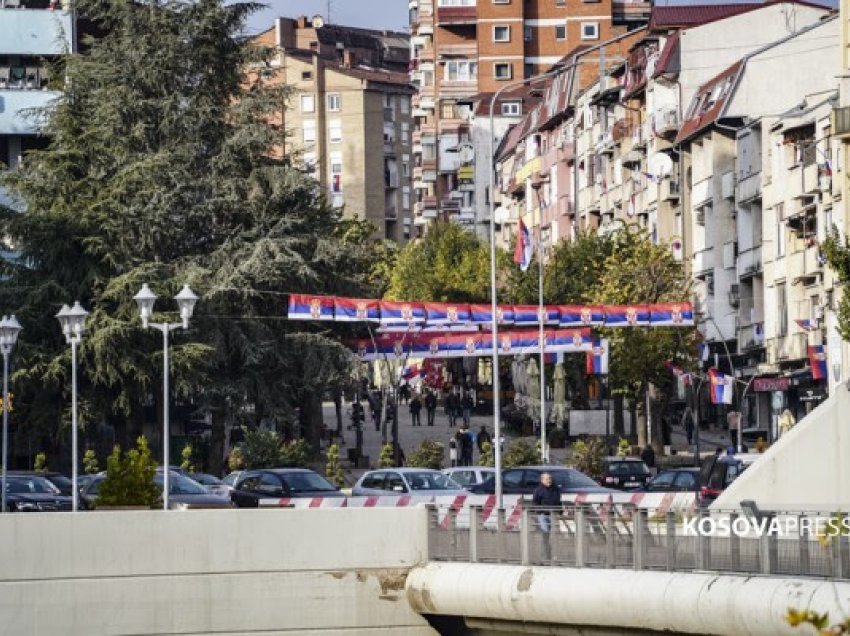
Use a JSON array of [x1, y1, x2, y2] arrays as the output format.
[[503, 439, 538, 468], [822, 229, 850, 340], [406, 439, 444, 470], [570, 437, 607, 482], [96, 436, 161, 508], [82, 448, 99, 474], [325, 443, 345, 488]]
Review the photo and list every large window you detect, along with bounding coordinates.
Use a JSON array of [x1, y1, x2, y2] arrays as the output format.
[[326, 93, 341, 112], [777, 284, 788, 336], [493, 25, 510, 42], [581, 22, 599, 40], [494, 63, 512, 80], [300, 94, 315, 113], [444, 61, 477, 82], [302, 119, 316, 144], [501, 101, 521, 116], [328, 119, 342, 143]]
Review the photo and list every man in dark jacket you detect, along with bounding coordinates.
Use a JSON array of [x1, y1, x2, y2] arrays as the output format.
[[531, 472, 561, 562], [409, 395, 422, 427], [425, 391, 437, 427]]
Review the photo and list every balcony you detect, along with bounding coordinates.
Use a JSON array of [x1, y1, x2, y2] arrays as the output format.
[[693, 248, 714, 275], [660, 178, 680, 202], [721, 171, 734, 200], [737, 171, 761, 203], [833, 105, 850, 139], [737, 247, 762, 279], [738, 323, 765, 351], [0, 9, 73, 55], [0, 89, 59, 134], [691, 177, 713, 208], [436, 5, 476, 25]]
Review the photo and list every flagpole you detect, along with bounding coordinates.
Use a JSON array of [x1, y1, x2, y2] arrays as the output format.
[[537, 228, 547, 462]]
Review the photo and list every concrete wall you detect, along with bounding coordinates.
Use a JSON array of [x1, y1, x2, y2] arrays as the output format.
[[407, 562, 850, 636], [714, 384, 850, 510], [0, 508, 436, 636]]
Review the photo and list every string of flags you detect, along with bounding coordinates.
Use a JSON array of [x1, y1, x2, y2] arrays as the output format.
[[287, 294, 695, 329]]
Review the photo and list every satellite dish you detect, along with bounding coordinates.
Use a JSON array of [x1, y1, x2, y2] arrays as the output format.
[[458, 145, 475, 164], [648, 152, 674, 177], [311, 14, 325, 28]]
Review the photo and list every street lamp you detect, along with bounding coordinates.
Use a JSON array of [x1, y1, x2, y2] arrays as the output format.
[[56, 301, 89, 512], [0, 315, 22, 513], [133, 283, 198, 510]]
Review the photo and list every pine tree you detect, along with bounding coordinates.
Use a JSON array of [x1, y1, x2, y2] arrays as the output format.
[[83, 449, 99, 474], [378, 443, 395, 468], [325, 444, 345, 488]]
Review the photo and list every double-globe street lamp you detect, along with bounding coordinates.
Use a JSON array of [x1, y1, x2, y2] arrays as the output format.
[[133, 283, 198, 511], [55, 301, 89, 512], [0, 315, 22, 513]]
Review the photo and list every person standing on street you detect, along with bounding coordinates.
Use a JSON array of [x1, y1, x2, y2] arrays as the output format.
[[462, 392, 474, 427], [640, 445, 656, 474], [409, 394, 422, 427], [683, 407, 695, 446], [532, 472, 561, 562], [446, 392, 458, 427], [425, 391, 437, 427], [477, 425, 492, 454], [449, 436, 458, 467]]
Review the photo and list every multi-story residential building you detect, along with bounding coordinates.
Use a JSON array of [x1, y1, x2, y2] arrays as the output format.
[[0, 1, 75, 210], [255, 17, 414, 243], [408, 0, 651, 236]]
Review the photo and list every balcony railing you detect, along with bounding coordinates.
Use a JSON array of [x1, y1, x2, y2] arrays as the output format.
[[436, 5, 476, 25], [833, 105, 850, 139]]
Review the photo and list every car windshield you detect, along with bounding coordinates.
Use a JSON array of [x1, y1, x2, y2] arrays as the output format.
[[191, 473, 222, 486], [222, 473, 239, 486], [46, 474, 73, 491], [405, 472, 459, 491], [552, 470, 600, 489], [6, 476, 61, 494], [280, 472, 338, 493], [154, 472, 208, 495], [608, 462, 650, 477]]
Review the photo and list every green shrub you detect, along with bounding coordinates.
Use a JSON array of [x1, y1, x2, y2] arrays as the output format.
[[480, 441, 494, 467], [325, 444, 345, 487], [406, 439, 444, 469], [33, 452, 47, 472], [571, 437, 607, 483], [548, 428, 567, 449], [378, 443, 395, 468], [227, 447, 245, 471], [279, 439, 310, 468], [180, 444, 196, 472], [82, 449, 99, 474], [503, 440, 539, 468], [242, 429, 283, 468], [96, 437, 161, 508]]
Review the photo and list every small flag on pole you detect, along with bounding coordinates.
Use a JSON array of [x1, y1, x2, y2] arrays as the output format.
[[708, 369, 734, 405], [808, 345, 827, 380], [586, 339, 609, 375], [514, 218, 533, 272]]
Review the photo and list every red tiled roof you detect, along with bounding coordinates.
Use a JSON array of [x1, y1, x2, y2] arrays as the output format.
[[652, 31, 680, 78], [675, 61, 743, 144], [649, 3, 761, 31]]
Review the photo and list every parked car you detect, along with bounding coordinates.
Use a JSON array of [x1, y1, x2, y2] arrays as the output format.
[[468, 466, 614, 496], [698, 452, 760, 506], [643, 468, 701, 493], [3, 475, 73, 512], [353, 468, 466, 497], [230, 469, 342, 508], [442, 466, 496, 488], [222, 471, 243, 489], [190, 472, 230, 497], [601, 457, 651, 490], [80, 470, 232, 510], [8, 471, 74, 497]]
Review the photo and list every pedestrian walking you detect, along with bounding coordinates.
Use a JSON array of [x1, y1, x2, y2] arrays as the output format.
[[446, 392, 458, 427], [532, 472, 561, 562], [449, 437, 458, 467], [476, 425, 492, 454], [425, 391, 437, 427], [462, 393, 474, 426], [409, 395, 422, 427], [458, 428, 473, 466], [683, 407, 695, 445]]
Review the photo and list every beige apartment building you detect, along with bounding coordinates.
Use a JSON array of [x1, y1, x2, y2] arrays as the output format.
[[255, 17, 414, 243]]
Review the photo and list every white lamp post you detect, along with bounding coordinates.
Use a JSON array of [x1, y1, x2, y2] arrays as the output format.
[[0, 315, 22, 513], [56, 301, 89, 512], [133, 284, 198, 510]]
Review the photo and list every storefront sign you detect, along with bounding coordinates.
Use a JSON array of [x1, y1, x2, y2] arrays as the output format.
[[753, 377, 790, 392], [799, 388, 827, 403]]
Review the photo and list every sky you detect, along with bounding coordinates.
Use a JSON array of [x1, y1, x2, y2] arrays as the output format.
[[245, 0, 410, 35]]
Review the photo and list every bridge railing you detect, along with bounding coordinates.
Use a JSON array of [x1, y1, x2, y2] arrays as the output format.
[[426, 503, 850, 580]]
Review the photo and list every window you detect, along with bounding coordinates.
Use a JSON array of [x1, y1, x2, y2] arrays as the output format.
[[330, 152, 343, 194], [556, 0, 565, 5], [401, 122, 410, 143], [403, 189, 411, 210], [777, 284, 788, 336], [776, 207, 786, 257], [502, 470, 524, 489], [257, 472, 284, 495], [555, 24, 566, 40], [400, 95, 410, 114], [302, 119, 316, 144], [581, 22, 599, 40], [384, 94, 394, 109], [674, 472, 697, 491], [524, 25, 533, 42], [402, 156, 411, 177], [361, 472, 386, 489], [648, 472, 676, 491], [501, 101, 521, 116], [300, 94, 315, 113], [524, 63, 534, 78], [301, 71, 312, 81], [445, 61, 477, 82], [326, 93, 341, 112], [494, 25, 510, 42], [328, 119, 342, 143], [494, 63, 512, 81], [386, 472, 407, 492], [303, 151, 318, 176]]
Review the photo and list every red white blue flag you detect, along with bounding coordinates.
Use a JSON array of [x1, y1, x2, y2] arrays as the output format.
[[808, 345, 827, 380], [708, 369, 734, 405], [795, 318, 819, 331], [586, 339, 609, 375], [288, 294, 334, 321], [514, 219, 533, 272]]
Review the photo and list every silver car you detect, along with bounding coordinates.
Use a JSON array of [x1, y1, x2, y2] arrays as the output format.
[[352, 468, 466, 497], [442, 466, 496, 489]]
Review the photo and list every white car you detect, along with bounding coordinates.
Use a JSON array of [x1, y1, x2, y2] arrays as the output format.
[[352, 468, 466, 497], [442, 466, 496, 489]]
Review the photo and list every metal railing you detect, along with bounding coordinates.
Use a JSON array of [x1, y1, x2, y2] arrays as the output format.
[[427, 504, 850, 580]]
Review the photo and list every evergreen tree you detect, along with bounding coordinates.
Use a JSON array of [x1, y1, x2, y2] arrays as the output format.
[[0, 0, 377, 472]]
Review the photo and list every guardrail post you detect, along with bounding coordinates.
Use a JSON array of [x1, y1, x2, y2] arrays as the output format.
[[695, 508, 710, 570], [575, 506, 586, 568], [469, 506, 479, 563], [425, 504, 436, 560], [729, 512, 740, 571], [798, 514, 810, 576], [633, 508, 647, 571], [606, 506, 616, 568], [760, 528, 777, 575], [496, 507, 506, 565], [665, 511, 676, 571], [831, 531, 845, 578], [520, 506, 530, 566]]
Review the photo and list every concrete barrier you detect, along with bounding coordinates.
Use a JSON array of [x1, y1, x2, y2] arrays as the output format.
[[406, 561, 850, 636], [0, 508, 436, 636]]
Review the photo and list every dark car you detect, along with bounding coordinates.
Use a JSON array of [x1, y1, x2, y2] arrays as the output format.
[[468, 466, 613, 495], [698, 453, 759, 506], [601, 457, 651, 490], [3, 475, 73, 512], [643, 468, 700, 493], [80, 470, 232, 510], [230, 468, 343, 508], [8, 471, 74, 496]]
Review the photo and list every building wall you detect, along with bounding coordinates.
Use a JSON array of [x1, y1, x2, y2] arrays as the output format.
[[0, 508, 435, 636]]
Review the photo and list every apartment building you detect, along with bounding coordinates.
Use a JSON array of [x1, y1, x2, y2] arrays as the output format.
[[0, 0, 74, 212], [255, 17, 414, 243], [408, 0, 651, 236]]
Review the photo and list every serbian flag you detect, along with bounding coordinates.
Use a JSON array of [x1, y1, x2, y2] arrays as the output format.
[[604, 305, 650, 327], [401, 364, 424, 381], [586, 339, 610, 375], [513, 305, 541, 326], [424, 302, 471, 325], [650, 303, 694, 327], [708, 369, 734, 405], [379, 300, 426, 325], [514, 219, 533, 271], [823, 159, 833, 177], [352, 338, 376, 360], [548, 329, 593, 353], [288, 294, 334, 321], [795, 318, 819, 331], [470, 304, 515, 325], [808, 345, 827, 380], [559, 305, 604, 327], [664, 360, 692, 385], [698, 342, 710, 362], [334, 297, 379, 322]]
